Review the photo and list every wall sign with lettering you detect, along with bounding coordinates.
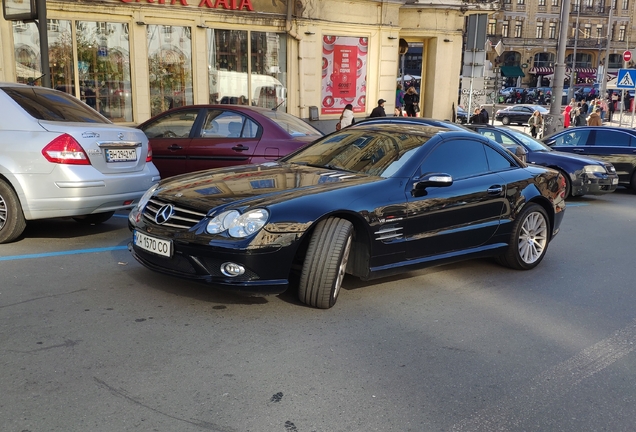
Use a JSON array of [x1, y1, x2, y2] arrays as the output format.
[[321, 35, 368, 115], [120, 0, 255, 12]]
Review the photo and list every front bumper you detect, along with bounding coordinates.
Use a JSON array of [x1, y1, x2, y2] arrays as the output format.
[[572, 173, 619, 196], [128, 230, 299, 295]]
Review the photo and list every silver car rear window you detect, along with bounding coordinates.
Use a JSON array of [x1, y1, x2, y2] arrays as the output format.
[[2, 87, 110, 123]]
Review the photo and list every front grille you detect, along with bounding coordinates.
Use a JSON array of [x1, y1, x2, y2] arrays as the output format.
[[137, 249, 197, 275], [142, 197, 207, 230]]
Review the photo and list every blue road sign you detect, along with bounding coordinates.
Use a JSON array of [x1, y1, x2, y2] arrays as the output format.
[[616, 69, 636, 89]]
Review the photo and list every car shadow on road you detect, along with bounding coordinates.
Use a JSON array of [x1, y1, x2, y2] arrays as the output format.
[[19, 214, 129, 241]]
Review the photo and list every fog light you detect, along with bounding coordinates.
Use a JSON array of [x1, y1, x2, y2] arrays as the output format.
[[221, 262, 245, 277]]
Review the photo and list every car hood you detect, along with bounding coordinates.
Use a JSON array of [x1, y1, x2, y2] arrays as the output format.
[[547, 150, 604, 165], [154, 162, 383, 212]]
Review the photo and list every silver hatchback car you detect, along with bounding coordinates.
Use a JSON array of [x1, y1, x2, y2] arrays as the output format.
[[0, 82, 160, 243]]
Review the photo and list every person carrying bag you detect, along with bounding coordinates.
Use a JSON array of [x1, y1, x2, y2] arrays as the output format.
[[528, 110, 543, 138], [403, 86, 420, 117]]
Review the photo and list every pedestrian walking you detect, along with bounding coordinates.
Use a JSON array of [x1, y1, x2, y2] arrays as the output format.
[[369, 99, 386, 118], [337, 103, 355, 130], [403, 87, 420, 117], [608, 92, 616, 123], [479, 105, 489, 124], [587, 108, 602, 126], [528, 110, 544, 138], [562, 104, 572, 128], [573, 108, 587, 126], [395, 84, 405, 116]]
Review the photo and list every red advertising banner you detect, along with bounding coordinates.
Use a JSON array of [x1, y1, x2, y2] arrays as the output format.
[[321, 35, 368, 115]]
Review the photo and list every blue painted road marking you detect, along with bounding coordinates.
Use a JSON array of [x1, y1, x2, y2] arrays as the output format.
[[0, 246, 128, 262]]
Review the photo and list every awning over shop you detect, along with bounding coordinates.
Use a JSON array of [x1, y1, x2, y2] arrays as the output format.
[[500, 66, 525, 78], [529, 66, 553, 75], [529, 67, 597, 77]]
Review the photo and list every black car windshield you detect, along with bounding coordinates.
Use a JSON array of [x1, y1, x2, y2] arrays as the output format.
[[283, 126, 435, 177], [2, 87, 110, 123], [504, 128, 552, 151]]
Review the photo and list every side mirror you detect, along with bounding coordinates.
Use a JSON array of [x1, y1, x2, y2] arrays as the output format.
[[412, 173, 453, 197], [513, 145, 527, 163]]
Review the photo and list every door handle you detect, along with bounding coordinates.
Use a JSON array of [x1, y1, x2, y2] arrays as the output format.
[[232, 145, 250, 151], [572, 148, 584, 152], [167, 144, 183, 151], [487, 185, 503, 195]]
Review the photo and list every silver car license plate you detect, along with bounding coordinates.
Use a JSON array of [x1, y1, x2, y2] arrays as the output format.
[[134, 230, 172, 257], [106, 148, 137, 162]]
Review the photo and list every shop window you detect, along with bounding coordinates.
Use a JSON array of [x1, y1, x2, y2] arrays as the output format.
[[609, 54, 623, 68], [208, 29, 249, 106], [148, 25, 193, 117], [76, 21, 134, 122], [250, 32, 287, 110]]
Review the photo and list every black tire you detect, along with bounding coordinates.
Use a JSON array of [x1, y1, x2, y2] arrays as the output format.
[[496, 203, 550, 270], [501, 116, 510, 125], [73, 211, 115, 225], [0, 180, 27, 244], [630, 170, 636, 193], [298, 217, 353, 309]]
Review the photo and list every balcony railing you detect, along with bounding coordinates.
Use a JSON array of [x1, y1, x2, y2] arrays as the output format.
[[570, 5, 609, 16], [567, 38, 608, 48]]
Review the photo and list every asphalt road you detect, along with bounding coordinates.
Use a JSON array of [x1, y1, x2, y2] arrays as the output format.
[[2, 190, 636, 432]]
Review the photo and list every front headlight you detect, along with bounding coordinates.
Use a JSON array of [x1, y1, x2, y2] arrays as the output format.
[[206, 208, 269, 238], [583, 165, 606, 174], [136, 183, 159, 211]]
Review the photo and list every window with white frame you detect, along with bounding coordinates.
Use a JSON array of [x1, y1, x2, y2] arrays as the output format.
[[515, 21, 523, 38], [536, 22, 544, 39], [502, 21, 509, 37], [488, 19, 497, 35], [596, 25, 603, 39], [549, 22, 557, 39], [618, 25, 625, 41]]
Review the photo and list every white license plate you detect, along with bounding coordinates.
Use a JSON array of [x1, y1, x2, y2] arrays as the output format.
[[612, 178, 618, 185], [106, 148, 137, 162], [134, 230, 172, 257]]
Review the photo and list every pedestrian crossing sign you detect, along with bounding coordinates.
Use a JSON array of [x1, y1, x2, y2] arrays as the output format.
[[617, 69, 636, 89]]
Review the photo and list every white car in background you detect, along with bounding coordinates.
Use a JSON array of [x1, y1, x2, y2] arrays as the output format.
[[0, 82, 160, 243]]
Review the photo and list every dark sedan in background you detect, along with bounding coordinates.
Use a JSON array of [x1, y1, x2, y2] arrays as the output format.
[[138, 105, 323, 178], [468, 125, 618, 197], [543, 126, 636, 191], [495, 104, 548, 125], [129, 122, 566, 309]]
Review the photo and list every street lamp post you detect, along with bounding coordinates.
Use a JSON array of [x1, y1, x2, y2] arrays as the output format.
[[546, 0, 572, 134], [567, 1, 581, 103], [599, 4, 614, 98]]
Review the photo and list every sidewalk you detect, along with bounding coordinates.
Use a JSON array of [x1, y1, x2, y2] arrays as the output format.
[[605, 112, 636, 128]]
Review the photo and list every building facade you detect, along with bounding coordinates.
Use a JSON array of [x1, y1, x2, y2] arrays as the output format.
[[487, 0, 636, 88], [0, 0, 498, 130]]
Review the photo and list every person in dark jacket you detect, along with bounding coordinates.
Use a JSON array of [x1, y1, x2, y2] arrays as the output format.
[[469, 108, 483, 124], [369, 99, 386, 117], [403, 87, 420, 117], [479, 106, 489, 124]]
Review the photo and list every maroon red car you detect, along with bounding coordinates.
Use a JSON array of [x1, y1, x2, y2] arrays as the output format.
[[138, 105, 322, 178]]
